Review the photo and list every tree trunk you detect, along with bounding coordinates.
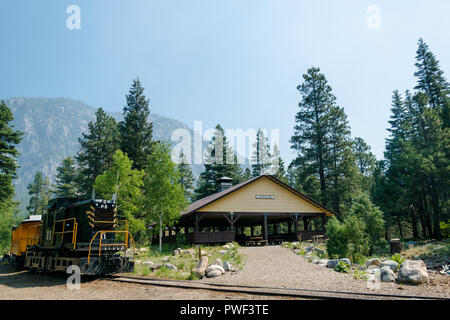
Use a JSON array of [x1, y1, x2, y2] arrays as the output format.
[[430, 180, 442, 239], [410, 205, 419, 239], [159, 215, 163, 253], [397, 215, 404, 240]]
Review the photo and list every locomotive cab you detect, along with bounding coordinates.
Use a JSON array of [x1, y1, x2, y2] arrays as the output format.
[[23, 197, 135, 275]]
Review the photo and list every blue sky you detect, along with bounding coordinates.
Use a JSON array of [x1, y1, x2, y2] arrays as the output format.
[[1, 0, 449, 164]]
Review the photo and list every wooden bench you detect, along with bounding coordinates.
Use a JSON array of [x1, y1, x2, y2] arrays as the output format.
[[246, 237, 268, 246]]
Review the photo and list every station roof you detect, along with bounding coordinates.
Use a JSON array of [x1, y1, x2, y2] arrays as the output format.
[[181, 175, 336, 217]]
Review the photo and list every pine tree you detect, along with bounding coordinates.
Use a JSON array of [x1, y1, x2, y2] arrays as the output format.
[[77, 108, 120, 196], [290, 67, 334, 207], [195, 125, 236, 199], [353, 137, 376, 192], [270, 144, 287, 182], [119, 78, 155, 170], [177, 152, 195, 202], [251, 129, 271, 177], [414, 38, 450, 127], [26, 172, 51, 216], [0, 101, 23, 202], [327, 105, 359, 215], [54, 157, 79, 198]]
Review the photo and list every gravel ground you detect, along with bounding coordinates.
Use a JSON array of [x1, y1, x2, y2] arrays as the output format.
[[200, 246, 450, 299], [0, 265, 298, 300]]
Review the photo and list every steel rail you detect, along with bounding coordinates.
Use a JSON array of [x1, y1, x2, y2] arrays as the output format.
[[103, 275, 449, 300]]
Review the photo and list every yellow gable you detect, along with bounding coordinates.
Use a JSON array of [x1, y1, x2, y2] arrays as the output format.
[[197, 176, 329, 215]]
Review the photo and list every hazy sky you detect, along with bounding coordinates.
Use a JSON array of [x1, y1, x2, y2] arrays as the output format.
[[1, 0, 449, 164]]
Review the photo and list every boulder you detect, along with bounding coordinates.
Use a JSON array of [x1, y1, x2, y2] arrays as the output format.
[[142, 261, 153, 266], [305, 246, 314, 253], [150, 263, 163, 271], [162, 257, 170, 262], [314, 248, 326, 256], [326, 259, 339, 268], [191, 256, 209, 278], [222, 244, 230, 249], [164, 263, 178, 271], [380, 260, 399, 271], [398, 260, 429, 285], [223, 261, 232, 271], [173, 249, 180, 255], [366, 268, 380, 275], [206, 269, 222, 278], [212, 258, 223, 267], [182, 249, 196, 256], [366, 258, 382, 267], [318, 259, 329, 265], [206, 264, 225, 275], [380, 266, 396, 282]]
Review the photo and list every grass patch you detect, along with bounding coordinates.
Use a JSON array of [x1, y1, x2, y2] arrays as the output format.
[[129, 241, 244, 280]]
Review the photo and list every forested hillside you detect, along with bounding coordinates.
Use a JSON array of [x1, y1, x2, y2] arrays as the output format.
[[5, 97, 196, 215]]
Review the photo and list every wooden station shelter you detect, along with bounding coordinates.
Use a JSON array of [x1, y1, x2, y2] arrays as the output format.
[[167, 175, 335, 245]]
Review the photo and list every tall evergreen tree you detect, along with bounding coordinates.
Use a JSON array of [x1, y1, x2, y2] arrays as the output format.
[[414, 38, 450, 127], [54, 156, 79, 198], [77, 108, 120, 196], [195, 125, 236, 199], [119, 78, 155, 171], [327, 105, 359, 215], [290, 67, 334, 207], [290, 67, 358, 213], [270, 144, 287, 182], [353, 137, 377, 192], [26, 171, 51, 216], [177, 152, 195, 202], [251, 129, 271, 177], [0, 101, 23, 202], [0, 101, 22, 253]]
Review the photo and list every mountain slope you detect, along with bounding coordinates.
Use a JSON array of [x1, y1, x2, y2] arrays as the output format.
[[5, 97, 197, 214]]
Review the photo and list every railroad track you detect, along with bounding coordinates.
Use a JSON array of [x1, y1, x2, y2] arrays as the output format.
[[103, 275, 449, 300]]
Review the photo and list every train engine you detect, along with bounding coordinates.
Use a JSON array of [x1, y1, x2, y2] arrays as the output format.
[[18, 197, 135, 275]]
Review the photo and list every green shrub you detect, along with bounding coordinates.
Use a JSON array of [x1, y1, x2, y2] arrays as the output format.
[[325, 217, 349, 258], [334, 260, 350, 273], [176, 232, 188, 245], [440, 221, 450, 239], [371, 239, 389, 256], [344, 215, 370, 262], [353, 269, 369, 280], [391, 253, 405, 266]]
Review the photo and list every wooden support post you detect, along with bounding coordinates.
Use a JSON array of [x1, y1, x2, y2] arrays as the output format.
[[322, 215, 326, 232], [294, 214, 299, 241], [263, 213, 268, 241], [288, 220, 292, 234], [194, 215, 199, 233], [274, 222, 278, 235], [251, 226, 254, 236]]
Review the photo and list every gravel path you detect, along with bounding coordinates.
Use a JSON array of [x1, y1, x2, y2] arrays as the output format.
[[201, 246, 449, 299], [0, 265, 298, 300]]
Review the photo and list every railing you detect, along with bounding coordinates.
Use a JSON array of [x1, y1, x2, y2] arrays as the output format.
[[87, 230, 135, 264], [52, 218, 78, 250], [186, 231, 235, 244]]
